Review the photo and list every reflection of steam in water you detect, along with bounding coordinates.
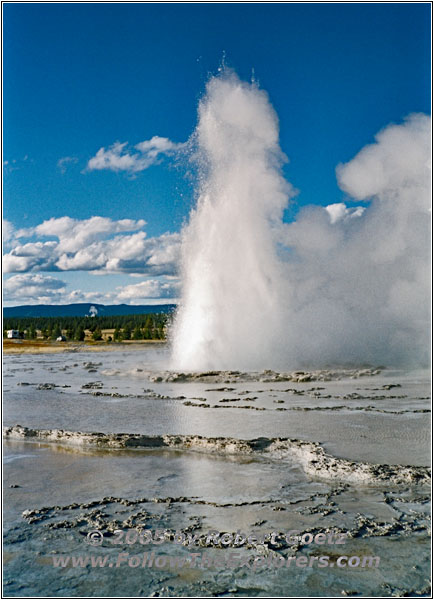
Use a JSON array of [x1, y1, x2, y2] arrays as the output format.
[[171, 71, 430, 371], [3, 452, 39, 464], [4, 350, 431, 467], [4, 428, 430, 486], [5, 440, 257, 463]]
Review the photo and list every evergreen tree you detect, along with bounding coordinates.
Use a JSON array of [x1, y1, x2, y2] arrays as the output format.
[[27, 326, 37, 340], [75, 327, 85, 342], [92, 328, 103, 341], [132, 326, 143, 340], [52, 325, 62, 340], [87, 320, 97, 333]]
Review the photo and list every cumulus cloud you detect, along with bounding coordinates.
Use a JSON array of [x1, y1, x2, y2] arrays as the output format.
[[3, 273, 178, 306], [117, 279, 180, 302], [4, 274, 67, 304], [3, 216, 180, 276], [3, 219, 15, 247], [87, 136, 184, 174], [32, 216, 147, 253], [3, 241, 58, 273]]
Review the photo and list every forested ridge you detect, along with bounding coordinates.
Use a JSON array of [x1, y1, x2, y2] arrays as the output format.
[[3, 313, 171, 341]]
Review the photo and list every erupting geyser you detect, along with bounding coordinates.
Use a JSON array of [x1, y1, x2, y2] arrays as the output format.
[[171, 71, 430, 371], [171, 72, 293, 370]]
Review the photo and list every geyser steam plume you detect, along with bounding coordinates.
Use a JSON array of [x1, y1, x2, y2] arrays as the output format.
[[171, 71, 430, 371], [171, 73, 293, 370]]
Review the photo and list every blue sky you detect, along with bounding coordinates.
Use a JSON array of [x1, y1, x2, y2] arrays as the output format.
[[3, 3, 431, 306]]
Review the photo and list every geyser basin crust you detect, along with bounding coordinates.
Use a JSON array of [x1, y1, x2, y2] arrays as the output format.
[[143, 367, 382, 383], [4, 352, 430, 598], [4, 425, 430, 486], [4, 351, 430, 467]]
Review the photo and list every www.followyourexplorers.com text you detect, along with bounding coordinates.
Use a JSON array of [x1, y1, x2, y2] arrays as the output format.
[[51, 551, 380, 570]]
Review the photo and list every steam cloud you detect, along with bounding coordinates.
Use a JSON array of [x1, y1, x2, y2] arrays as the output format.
[[281, 113, 430, 368], [171, 71, 430, 371]]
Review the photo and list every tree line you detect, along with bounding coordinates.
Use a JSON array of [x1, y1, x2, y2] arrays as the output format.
[[3, 313, 171, 342]]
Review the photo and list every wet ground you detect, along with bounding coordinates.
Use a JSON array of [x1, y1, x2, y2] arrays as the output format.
[[3, 348, 431, 597]]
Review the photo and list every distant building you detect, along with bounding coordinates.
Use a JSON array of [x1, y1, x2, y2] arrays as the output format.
[[7, 330, 22, 339]]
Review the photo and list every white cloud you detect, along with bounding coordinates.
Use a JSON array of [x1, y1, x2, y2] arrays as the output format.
[[117, 279, 180, 302], [3, 272, 178, 306], [3, 241, 58, 272], [3, 219, 15, 246], [3, 216, 180, 277], [33, 216, 147, 253], [87, 136, 184, 174], [4, 274, 67, 304], [134, 136, 181, 156]]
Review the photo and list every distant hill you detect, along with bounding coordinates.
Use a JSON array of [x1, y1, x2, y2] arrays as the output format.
[[3, 303, 176, 318]]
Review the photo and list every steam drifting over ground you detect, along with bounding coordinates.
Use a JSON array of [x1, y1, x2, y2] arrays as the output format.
[[171, 72, 430, 371]]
